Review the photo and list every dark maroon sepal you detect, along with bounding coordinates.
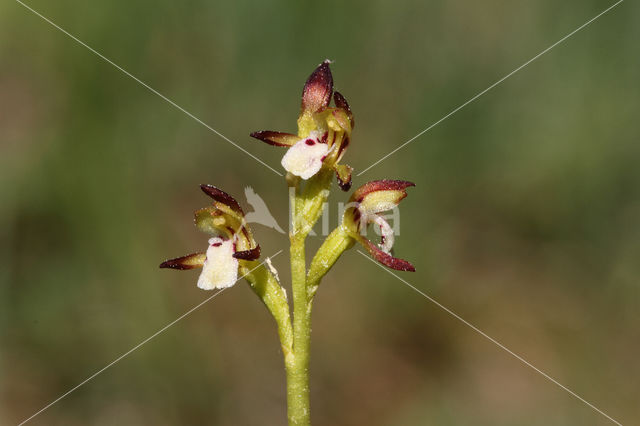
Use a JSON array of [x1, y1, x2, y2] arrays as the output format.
[[159, 252, 205, 270], [250, 130, 299, 147], [363, 238, 415, 271], [333, 91, 354, 128], [337, 134, 350, 158], [351, 180, 415, 202], [233, 245, 261, 261], [200, 184, 244, 214], [301, 60, 333, 113]]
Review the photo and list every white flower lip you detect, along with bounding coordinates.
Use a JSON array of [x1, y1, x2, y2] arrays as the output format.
[[281, 132, 330, 179], [197, 237, 239, 290]]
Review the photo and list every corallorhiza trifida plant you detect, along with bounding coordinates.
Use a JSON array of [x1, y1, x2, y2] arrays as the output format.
[[161, 60, 415, 425]]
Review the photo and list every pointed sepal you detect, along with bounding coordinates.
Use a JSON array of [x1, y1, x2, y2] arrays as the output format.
[[250, 131, 299, 147], [355, 234, 415, 272], [350, 180, 415, 202], [200, 184, 244, 215], [351, 180, 415, 215], [159, 252, 206, 270], [334, 91, 354, 128], [233, 245, 261, 261]]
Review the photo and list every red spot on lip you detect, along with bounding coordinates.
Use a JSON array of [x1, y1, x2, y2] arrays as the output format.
[[305, 139, 315, 145], [211, 242, 222, 247]]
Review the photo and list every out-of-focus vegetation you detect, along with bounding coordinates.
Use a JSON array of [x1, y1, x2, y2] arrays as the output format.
[[1, 0, 639, 424]]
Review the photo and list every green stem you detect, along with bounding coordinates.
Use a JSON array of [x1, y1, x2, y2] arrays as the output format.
[[306, 226, 354, 300], [240, 262, 293, 361], [287, 235, 311, 425], [283, 168, 333, 425]]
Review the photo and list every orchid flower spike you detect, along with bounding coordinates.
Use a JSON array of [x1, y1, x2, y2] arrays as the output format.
[[159, 185, 260, 290], [250, 60, 355, 190], [343, 180, 416, 271]]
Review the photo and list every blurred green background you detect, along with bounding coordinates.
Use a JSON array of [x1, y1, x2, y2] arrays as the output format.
[[1, 0, 639, 424]]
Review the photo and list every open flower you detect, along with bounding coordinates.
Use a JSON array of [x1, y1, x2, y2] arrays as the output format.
[[343, 180, 415, 271], [159, 185, 260, 290], [250, 60, 355, 190]]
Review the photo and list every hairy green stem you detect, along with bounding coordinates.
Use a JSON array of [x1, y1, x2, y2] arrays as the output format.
[[282, 169, 340, 425], [241, 262, 293, 360], [287, 235, 311, 425], [306, 226, 354, 300]]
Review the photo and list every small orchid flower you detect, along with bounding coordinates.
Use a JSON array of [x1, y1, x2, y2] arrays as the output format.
[[160, 185, 260, 290], [343, 180, 416, 271], [250, 60, 355, 190]]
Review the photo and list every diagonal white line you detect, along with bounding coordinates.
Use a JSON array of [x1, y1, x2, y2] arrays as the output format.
[[18, 250, 283, 425], [15, 0, 283, 176], [357, 0, 624, 176], [357, 251, 623, 425]]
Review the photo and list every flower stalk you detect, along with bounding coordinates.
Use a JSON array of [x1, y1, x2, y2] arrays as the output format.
[[160, 60, 416, 426], [287, 232, 311, 425], [240, 261, 293, 361]]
